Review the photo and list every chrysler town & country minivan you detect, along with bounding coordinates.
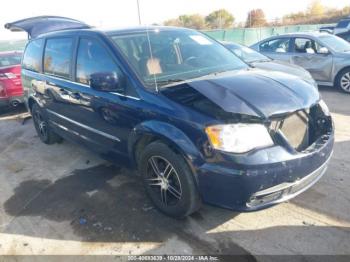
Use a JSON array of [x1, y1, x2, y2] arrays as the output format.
[[5, 17, 334, 218]]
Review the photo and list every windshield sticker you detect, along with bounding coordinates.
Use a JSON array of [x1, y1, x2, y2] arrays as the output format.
[[190, 35, 212, 45]]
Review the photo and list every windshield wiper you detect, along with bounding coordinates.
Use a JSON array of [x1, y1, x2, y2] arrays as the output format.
[[156, 79, 185, 85]]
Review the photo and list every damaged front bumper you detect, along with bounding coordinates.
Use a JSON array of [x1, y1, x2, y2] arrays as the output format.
[[196, 129, 334, 211]]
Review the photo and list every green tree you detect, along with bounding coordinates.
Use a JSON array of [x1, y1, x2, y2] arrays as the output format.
[[205, 9, 235, 29], [164, 14, 206, 30], [308, 0, 325, 17], [164, 18, 182, 27], [245, 9, 267, 27]]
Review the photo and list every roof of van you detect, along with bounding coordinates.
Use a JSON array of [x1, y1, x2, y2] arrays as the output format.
[[38, 25, 194, 38]]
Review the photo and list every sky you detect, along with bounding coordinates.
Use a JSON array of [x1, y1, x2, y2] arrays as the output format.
[[0, 0, 349, 40]]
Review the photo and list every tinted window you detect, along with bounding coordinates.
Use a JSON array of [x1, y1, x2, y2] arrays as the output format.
[[260, 38, 290, 53], [0, 53, 22, 67], [44, 38, 73, 79], [337, 20, 350, 28], [76, 38, 119, 85], [339, 33, 350, 42], [22, 39, 44, 72]]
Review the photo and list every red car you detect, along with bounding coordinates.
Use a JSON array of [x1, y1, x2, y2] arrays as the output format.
[[0, 51, 23, 108]]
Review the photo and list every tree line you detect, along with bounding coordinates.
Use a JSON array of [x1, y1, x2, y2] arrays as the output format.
[[163, 1, 350, 29]]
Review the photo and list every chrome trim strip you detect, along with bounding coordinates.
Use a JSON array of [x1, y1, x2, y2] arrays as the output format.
[[247, 151, 333, 203], [24, 70, 141, 101], [253, 152, 332, 197], [110, 92, 141, 100], [50, 120, 97, 143], [47, 109, 120, 142]]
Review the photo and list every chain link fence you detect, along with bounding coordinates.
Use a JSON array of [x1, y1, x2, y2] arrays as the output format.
[[204, 24, 334, 46]]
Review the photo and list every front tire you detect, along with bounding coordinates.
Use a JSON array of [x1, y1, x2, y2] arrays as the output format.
[[139, 141, 201, 218], [32, 103, 62, 144], [336, 68, 350, 93]]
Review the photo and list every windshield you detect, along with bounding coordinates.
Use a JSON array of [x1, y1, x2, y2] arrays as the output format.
[[319, 35, 350, 52], [110, 29, 247, 89], [0, 53, 21, 67], [228, 45, 270, 63]]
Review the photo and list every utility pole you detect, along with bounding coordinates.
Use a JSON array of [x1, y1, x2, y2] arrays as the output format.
[[137, 0, 142, 25]]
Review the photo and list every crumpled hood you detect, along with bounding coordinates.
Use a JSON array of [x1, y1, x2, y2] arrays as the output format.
[[186, 69, 320, 119]]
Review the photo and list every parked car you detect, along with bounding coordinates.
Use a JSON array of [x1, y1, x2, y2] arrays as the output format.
[[6, 17, 334, 218], [320, 18, 350, 35], [0, 51, 23, 107], [222, 41, 317, 87], [251, 32, 350, 93], [337, 30, 350, 43], [319, 26, 336, 34]]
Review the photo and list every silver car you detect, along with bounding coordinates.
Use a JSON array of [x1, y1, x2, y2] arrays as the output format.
[[223, 42, 316, 87], [251, 32, 350, 93]]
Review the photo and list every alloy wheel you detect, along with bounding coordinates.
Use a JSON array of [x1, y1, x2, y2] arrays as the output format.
[[146, 156, 182, 206], [340, 72, 350, 92], [33, 110, 47, 139]]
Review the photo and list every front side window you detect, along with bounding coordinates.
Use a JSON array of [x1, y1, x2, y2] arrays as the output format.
[[260, 38, 290, 53], [0, 53, 22, 67], [294, 38, 322, 54], [44, 38, 73, 79], [110, 29, 247, 89], [76, 38, 119, 85], [22, 39, 44, 72]]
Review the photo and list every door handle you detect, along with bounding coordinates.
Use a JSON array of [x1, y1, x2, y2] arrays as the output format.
[[70, 92, 81, 100]]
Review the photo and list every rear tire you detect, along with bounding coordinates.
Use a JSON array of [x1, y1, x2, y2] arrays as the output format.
[[139, 141, 201, 218], [336, 68, 350, 93], [32, 103, 62, 144]]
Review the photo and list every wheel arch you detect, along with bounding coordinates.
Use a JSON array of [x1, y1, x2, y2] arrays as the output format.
[[334, 66, 350, 85], [27, 96, 36, 113], [128, 120, 204, 186]]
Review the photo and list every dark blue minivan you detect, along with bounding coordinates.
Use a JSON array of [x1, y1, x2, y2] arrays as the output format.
[[6, 17, 334, 218]]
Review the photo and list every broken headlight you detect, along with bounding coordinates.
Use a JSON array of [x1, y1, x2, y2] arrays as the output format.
[[205, 124, 274, 153]]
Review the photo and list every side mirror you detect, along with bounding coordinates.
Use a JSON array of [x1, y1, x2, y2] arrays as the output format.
[[318, 47, 329, 54], [90, 72, 124, 92]]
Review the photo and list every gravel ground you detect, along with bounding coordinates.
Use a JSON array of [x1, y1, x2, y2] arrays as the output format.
[[0, 87, 349, 260]]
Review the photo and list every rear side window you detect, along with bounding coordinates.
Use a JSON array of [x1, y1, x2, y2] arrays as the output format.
[[76, 38, 119, 85], [44, 38, 73, 79], [0, 54, 21, 67], [260, 38, 290, 53], [22, 39, 44, 72]]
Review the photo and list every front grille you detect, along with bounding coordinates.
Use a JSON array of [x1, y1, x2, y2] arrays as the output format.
[[271, 110, 309, 151]]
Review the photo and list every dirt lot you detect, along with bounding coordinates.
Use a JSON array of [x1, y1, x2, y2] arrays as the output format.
[[0, 87, 349, 260]]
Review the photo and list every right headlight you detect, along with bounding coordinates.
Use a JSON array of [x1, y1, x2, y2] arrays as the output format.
[[319, 99, 330, 116], [205, 123, 274, 153]]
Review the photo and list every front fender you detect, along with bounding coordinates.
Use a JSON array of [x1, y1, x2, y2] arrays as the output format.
[[128, 120, 205, 177]]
